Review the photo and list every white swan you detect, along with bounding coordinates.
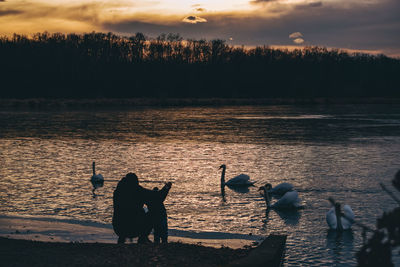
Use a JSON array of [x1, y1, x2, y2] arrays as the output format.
[[266, 182, 294, 196], [219, 164, 255, 187], [90, 162, 104, 184], [259, 184, 302, 210], [326, 203, 354, 230]]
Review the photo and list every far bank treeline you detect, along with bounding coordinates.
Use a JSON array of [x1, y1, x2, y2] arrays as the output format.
[[1, 32, 399, 98]]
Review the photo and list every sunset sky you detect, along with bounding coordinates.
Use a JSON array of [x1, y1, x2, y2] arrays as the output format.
[[0, 0, 399, 56]]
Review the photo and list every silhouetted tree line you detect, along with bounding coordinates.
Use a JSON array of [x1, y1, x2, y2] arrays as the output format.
[[0, 32, 399, 98]]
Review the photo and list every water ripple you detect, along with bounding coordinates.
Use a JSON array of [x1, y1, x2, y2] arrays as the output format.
[[1, 105, 400, 266]]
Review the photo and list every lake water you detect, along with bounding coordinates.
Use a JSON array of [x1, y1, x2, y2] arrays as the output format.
[[1, 104, 400, 266]]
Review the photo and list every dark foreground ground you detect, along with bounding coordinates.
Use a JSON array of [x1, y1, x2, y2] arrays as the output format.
[[0, 237, 250, 267]]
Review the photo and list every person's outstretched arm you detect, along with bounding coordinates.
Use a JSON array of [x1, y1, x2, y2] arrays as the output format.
[[141, 182, 172, 202], [159, 182, 172, 202]]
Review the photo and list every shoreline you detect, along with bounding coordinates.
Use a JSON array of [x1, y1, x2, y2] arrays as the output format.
[[0, 215, 288, 266], [1, 97, 400, 109], [0, 235, 286, 267], [0, 215, 263, 249]]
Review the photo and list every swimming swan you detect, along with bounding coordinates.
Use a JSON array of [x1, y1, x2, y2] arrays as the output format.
[[90, 162, 104, 184], [219, 164, 255, 188], [259, 184, 301, 210], [326, 202, 354, 231], [266, 182, 294, 196]]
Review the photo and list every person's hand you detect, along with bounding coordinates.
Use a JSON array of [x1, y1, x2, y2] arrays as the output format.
[[166, 182, 172, 189]]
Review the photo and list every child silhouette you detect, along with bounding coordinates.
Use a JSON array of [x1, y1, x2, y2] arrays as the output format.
[[148, 183, 171, 244]]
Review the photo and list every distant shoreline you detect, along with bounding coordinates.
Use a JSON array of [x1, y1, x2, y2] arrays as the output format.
[[1, 97, 400, 109], [2, 34, 399, 100]]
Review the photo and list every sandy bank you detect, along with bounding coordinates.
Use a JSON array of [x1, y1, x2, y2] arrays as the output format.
[[0, 215, 286, 267], [0, 215, 262, 249]]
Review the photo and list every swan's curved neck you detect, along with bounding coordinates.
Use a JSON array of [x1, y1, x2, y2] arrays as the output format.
[[220, 167, 226, 187], [92, 162, 96, 176], [262, 187, 271, 209], [335, 205, 343, 231]]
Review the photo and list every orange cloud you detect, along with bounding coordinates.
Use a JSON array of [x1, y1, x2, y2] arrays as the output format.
[[293, 38, 304, 44], [289, 32, 303, 39], [0, 1, 135, 35]]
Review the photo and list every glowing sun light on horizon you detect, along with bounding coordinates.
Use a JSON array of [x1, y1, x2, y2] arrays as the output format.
[[148, 0, 255, 14]]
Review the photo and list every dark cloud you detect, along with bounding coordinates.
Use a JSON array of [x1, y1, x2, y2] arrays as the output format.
[[182, 15, 207, 24], [295, 1, 323, 9], [250, 0, 277, 3], [308, 2, 323, 7], [191, 4, 205, 12], [251, 0, 322, 6], [0, 9, 22, 16]]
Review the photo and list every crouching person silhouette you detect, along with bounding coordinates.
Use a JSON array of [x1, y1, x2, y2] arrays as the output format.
[[112, 173, 172, 244], [148, 186, 171, 244]]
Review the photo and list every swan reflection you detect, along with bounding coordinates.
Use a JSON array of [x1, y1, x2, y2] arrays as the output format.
[[227, 185, 250, 194], [326, 229, 354, 255], [274, 209, 301, 226]]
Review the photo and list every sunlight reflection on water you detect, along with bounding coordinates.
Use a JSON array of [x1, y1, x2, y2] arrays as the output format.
[[1, 105, 400, 266]]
